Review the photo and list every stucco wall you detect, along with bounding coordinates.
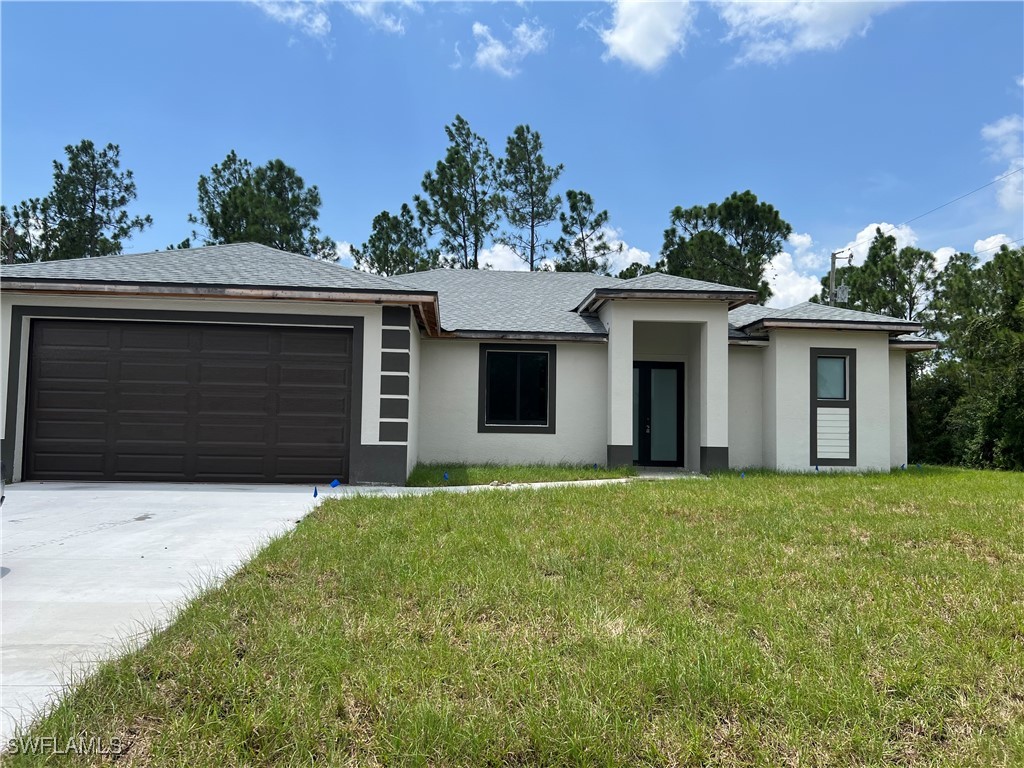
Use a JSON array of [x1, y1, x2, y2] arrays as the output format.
[[889, 349, 908, 467], [765, 328, 893, 472], [728, 346, 764, 468], [598, 300, 730, 469], [416, 338, 607, 465], [0, 292, 390, 482]]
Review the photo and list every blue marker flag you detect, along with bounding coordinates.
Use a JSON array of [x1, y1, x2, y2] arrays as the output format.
[[313, 486, 318, 498], [443, 472, 449, 482], [740, 472, 745, 479], [901, 463, 906, 470], [330, 479, 341, 488], [815, 464, 819, 472]]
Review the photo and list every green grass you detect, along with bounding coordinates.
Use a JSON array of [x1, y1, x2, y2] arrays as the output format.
[[10, 468, 1024, 766], [406, 462, 637, 486]]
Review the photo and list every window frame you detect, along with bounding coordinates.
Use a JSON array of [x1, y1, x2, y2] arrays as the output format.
[[477, 343, 556, 434], [809, 347, 857, 467]]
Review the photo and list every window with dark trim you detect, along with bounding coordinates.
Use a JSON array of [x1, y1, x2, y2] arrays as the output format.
[[810, 347, 857, 467], [478, 344, 556, 434]]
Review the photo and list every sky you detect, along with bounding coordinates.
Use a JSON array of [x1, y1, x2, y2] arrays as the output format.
[[2, 0, 1022, 307]]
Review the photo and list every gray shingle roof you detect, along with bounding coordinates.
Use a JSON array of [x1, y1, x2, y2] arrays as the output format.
[[620, 272, 754, 293], [754, 301, 919, 326], [0, 242, 413, 293], [391, 269, 619, 335]]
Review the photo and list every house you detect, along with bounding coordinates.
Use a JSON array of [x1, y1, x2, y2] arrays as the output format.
[[0, 243, 936, 485]]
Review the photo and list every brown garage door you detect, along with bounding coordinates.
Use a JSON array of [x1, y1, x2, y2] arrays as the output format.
[[25, 319, 353, 483]]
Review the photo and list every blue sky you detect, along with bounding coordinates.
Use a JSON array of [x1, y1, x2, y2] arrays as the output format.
[[2, 1, 1022, 305]]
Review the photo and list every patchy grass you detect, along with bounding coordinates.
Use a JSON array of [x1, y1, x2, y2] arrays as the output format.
[[9, 468, 1024, 766], [406, 462, 636, 487]]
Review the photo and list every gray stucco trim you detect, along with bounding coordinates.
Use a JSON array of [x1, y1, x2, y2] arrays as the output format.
[[0, 305, 409, 486], [810, 347, 858, 467], [699, 447, 729, 473], [380, 374, 409, 395], [381, 351, 410, 373], [380, 398, 410, 419], [379, 421, 409, 443], [382, 328, 411, 349], [350, 444, 407, 486], [607, 444, 633, 467], [476, 343, 557, 435], [382, 306, 411, 326]]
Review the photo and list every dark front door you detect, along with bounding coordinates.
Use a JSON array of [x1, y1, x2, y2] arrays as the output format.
[[633, 361, 685, 467], [25, 319, 353, 483]]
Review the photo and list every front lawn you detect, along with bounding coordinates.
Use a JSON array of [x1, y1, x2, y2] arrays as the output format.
[[11, 469, 1024, 766], [406, 461, 636, 487]]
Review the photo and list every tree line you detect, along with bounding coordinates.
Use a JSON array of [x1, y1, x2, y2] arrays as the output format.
[[2, 131, 1019, 470], [0, 121, 794, 308]]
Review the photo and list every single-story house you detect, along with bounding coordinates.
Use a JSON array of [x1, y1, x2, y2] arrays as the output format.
[[0, 243, 936, 485]]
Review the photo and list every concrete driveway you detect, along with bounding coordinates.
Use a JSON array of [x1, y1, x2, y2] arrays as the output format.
[[0, 482, 318, 743]]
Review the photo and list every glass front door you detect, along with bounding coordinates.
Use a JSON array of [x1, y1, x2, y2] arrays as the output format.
[[632, 362, 685, 466]]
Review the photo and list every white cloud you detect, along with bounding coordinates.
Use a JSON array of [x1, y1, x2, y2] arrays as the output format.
[[599, 226, 655, 275], [973, 233, 1012, 256], [336, 240, 356, 267], [715, 1, 898, 65], [599, 0, 696, 72], [932, 246, 957, 271], [839, 221, 917, 265], [252, 0, 331, 41], [1017, 74, 1023, 89], [472, 20, 548, 78], [981, 114, 1024, 212], [766, 250, 822, 308], [342, 1, 419, 35], [786, 231, 824, 270], [479, 242, 529, 271]]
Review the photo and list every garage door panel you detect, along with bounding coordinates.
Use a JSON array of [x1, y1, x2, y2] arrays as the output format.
[[31, 452, 106, 476], [120, 326, 193, 352], [33, 420, 108, 440], [278, 366, 350, 386], [201, 329, 273, 354], [26, 319, 353, 483], [199, 363, 273, 386], [38, 360, 111, 381], [119, 361, 191, 384], [278, 394, 350, 417]]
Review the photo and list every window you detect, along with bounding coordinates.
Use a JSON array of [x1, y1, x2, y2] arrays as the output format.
[[810, 348, 857, 467], [478, 344, 556, 433], [816, 356, 847, 400]]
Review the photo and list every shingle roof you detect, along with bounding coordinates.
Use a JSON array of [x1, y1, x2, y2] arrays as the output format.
[[619, 272, 754, 293], [745, 301, 919, 327], [391, 269, 619, 335], [0, 242, 414, 293]]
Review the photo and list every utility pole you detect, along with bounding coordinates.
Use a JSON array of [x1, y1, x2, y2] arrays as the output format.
[[829, 250, 853, 305]]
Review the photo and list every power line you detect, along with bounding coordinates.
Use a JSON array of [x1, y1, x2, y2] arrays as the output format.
[[835, 166, 1024, 255]]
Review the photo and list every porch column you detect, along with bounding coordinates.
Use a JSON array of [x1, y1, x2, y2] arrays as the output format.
[[606, 305, 633, 466], [700, 312, 730, 471]]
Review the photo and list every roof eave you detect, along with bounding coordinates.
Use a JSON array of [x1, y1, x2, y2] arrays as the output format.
[[1, 280, 443, 337], [576, 288, 759, 313], [743, 318, 923, 335], [889, 339, 940, 351], [440, 329, 607, 343]]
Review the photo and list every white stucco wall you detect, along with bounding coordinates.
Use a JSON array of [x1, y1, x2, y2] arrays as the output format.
[[416, 338, 607, 465], [599, 300, 731, 467], [889, 349, 908, 468], [0, 292, 386, 482], [765, 329, 893, 472], [728, 346, 764, 468]]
